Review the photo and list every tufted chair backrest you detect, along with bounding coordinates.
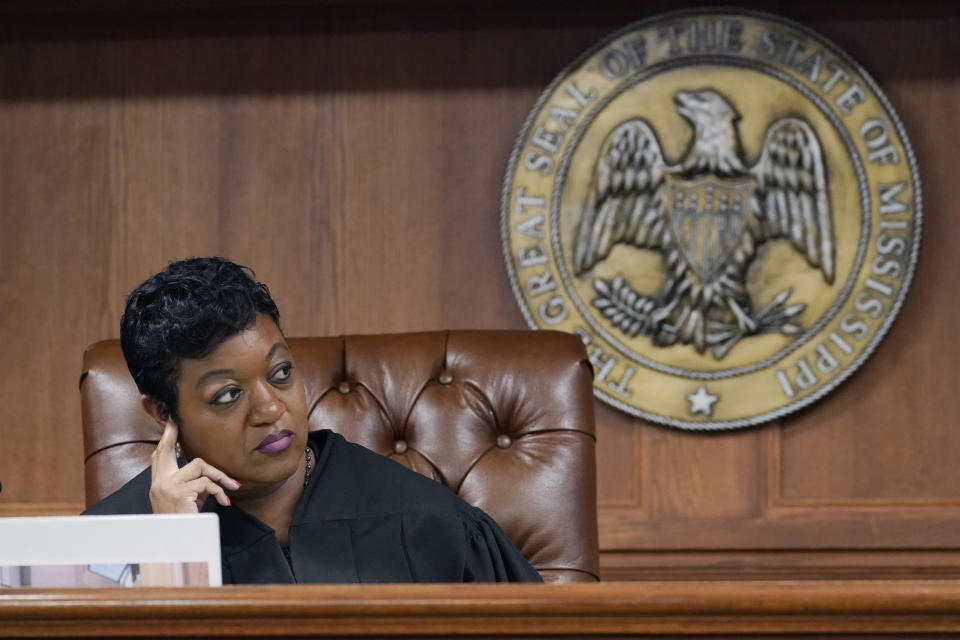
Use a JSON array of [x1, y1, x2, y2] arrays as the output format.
[[80, 330, 599, 582]]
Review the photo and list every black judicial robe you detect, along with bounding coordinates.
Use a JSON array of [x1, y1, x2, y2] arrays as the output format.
[[84, 430, 542, 584]]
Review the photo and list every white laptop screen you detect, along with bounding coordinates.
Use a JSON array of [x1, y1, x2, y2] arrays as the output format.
[[0, 513, 221, 587]]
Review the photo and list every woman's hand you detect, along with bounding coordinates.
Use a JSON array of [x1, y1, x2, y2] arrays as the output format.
[[149, 421, 242, 513]]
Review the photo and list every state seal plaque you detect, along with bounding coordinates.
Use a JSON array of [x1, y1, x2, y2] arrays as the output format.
[[501, 9, 921, 429]]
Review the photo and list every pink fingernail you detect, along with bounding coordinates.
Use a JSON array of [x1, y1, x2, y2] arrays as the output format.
[[226, 496, 232, 506]]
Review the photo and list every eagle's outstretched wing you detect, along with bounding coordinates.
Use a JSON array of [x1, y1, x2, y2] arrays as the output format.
[[750, 118, 835, 283], [572, 119, 671, 276]]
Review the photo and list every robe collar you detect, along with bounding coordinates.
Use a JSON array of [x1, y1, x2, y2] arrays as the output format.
[[210, 430, 362, 584]]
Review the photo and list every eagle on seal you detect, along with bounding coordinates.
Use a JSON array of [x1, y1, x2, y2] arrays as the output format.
[[572, 88, 835, 358]]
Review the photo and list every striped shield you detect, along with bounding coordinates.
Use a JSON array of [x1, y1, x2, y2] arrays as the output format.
[[666, 176, 753, 282]]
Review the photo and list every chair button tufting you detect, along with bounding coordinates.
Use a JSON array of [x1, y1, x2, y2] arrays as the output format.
[[393, 440, 408, 454], [438, 372, 453, 385], [496, 434, 512, 449], [337, 381, 351, 394]]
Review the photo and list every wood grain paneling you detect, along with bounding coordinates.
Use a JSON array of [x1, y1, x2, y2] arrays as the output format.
[[0, 0, 958, 579], [643, 427, 762, 520]]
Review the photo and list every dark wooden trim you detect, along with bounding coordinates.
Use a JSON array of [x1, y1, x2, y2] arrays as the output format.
[[0, 503, 84, 517], [4, 581, 960, 637], [599, 510, 960, 549], [600, 550, 960, 581]]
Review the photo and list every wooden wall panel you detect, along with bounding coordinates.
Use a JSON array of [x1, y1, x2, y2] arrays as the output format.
[[0, 0, 958, 580], [643, 427, 762, 521]]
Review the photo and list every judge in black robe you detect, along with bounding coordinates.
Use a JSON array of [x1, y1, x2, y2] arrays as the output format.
[[85, 429, 542, 584]]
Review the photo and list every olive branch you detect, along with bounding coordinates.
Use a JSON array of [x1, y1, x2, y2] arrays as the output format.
[[591, 276, 658, 338]]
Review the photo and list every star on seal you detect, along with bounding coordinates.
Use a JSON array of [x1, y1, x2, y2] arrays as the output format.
[[687, 386, 719, 417]]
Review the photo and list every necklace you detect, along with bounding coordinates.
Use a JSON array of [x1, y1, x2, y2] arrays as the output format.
[[303, 445, 313, 487]]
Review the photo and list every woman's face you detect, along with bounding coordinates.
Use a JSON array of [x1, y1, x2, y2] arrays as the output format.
[[173, 313, 309, 491]]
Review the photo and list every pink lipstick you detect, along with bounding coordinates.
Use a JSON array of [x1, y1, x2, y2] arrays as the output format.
[[256, 429, 294, 454]]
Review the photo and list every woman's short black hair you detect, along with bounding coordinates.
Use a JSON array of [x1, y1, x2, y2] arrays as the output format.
[[120, 257, 281, 423]]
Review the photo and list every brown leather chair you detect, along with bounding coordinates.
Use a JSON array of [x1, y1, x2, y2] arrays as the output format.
[[80, 330, 598, 582]]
